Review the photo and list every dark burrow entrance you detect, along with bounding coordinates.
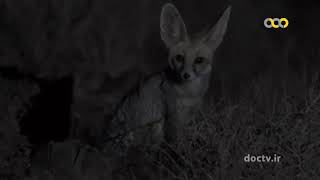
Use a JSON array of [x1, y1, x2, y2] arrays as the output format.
[[20, 76, 73, 146]]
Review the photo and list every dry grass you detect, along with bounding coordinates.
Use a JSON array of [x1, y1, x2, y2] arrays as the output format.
[[116, 75, 320, 180]]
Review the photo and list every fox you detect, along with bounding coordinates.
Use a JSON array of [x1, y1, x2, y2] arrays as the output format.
[[101, 3, 231, 155]]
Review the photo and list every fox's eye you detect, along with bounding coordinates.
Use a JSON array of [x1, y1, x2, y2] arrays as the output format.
[[174, 54, 184, 63], [195, 57, 205, 64]]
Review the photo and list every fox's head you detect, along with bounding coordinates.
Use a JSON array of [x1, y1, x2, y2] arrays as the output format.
[[160, 3, 231, 82]]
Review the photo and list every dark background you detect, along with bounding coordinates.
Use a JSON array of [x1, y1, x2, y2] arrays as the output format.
[[0, 0, 320, 179], [1, 0, 320, 78]]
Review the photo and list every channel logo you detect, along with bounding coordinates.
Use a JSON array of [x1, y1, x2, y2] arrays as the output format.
[[264, 18, 289, 29]]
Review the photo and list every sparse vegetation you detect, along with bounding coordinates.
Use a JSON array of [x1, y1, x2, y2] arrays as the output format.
[[108, 74, 320, 180]]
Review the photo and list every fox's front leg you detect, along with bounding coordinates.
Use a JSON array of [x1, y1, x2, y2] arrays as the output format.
[[164, 111, 186, 144], [163, 116, 179, 144], [164, 102, 199, 144]]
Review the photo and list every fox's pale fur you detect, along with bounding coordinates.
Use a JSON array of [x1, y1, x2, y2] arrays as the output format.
[[101, 3, 231, 154]]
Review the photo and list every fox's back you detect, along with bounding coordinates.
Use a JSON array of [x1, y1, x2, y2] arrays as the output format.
[[103, 71, 168, 152], [116, 71, 167, 129]]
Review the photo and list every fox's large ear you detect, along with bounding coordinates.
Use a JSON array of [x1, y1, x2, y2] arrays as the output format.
[[204, 6, 231, 50], [160, 3, 188, 48]]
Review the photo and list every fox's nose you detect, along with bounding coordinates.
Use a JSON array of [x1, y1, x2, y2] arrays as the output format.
[[183, 73, 190, 80]]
